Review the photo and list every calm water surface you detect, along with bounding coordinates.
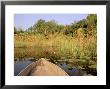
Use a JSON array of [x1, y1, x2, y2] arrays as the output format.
[[14, 60, 33, 75]]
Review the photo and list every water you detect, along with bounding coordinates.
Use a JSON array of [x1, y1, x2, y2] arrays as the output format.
[[14, 60, 33, 75], [14, 60, 88, 76], [58, 63, 87, 76]]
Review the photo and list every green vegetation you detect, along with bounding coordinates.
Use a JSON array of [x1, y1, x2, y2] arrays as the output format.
[[14, 14, 97, 70]]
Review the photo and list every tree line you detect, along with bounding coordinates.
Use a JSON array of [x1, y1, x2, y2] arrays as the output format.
[[14, 14, 97, 37]]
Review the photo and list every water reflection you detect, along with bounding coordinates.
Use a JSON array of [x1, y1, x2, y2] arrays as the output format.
[[14, 61, 32, 76]]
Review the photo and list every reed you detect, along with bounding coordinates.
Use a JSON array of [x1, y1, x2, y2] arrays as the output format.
[[14, 32, 96, 61]]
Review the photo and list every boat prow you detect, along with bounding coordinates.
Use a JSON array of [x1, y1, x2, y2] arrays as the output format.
[[18, 58, 69, 76]]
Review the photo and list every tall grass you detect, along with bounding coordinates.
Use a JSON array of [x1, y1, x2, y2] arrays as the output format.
[[14, 31, 96, 61], [14, 29, 97, 69]]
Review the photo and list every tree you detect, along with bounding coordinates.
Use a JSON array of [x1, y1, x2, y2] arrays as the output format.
[[86, 14, 97, 36], [45, 20, 58, 34], [14, 26, 17, 34], [33, 19, 46, 34]]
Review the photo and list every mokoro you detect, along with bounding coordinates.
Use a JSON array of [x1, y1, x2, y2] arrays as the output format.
[[17, 58, 69, 76]]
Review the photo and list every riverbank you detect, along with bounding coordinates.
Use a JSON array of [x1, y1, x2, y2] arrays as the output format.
[[14, 33, 96, 59]]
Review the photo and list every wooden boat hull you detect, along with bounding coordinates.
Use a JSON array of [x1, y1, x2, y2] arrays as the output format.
[[18, 58, 69, 76]]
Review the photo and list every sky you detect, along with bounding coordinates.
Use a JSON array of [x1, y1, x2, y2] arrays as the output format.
[[14, 14, 88, 30]]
